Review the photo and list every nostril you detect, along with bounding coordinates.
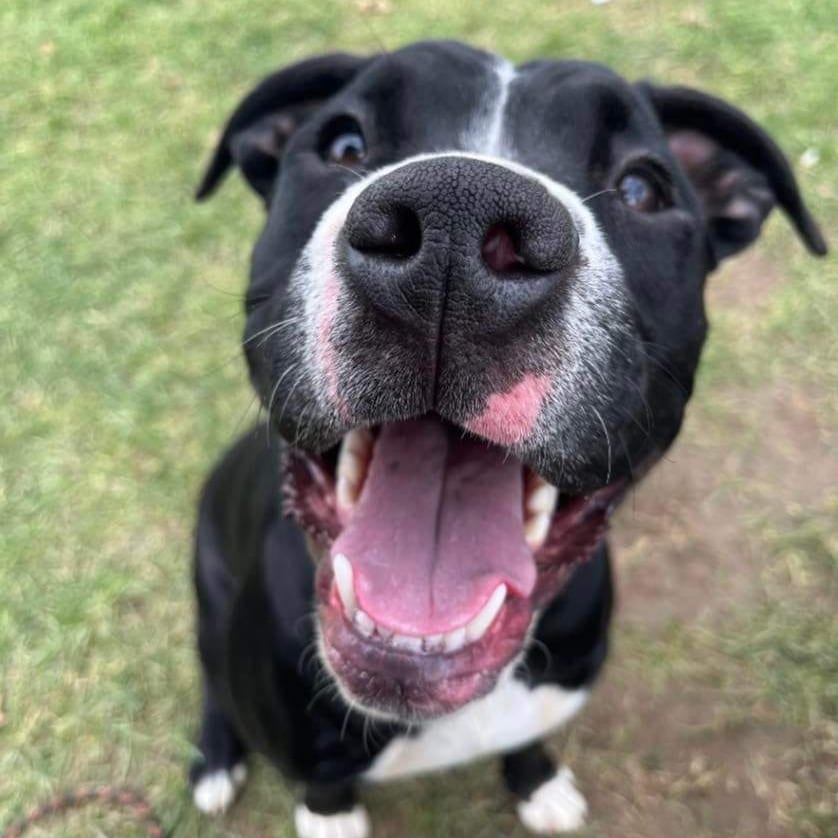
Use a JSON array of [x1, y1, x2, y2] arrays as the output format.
[[347, 203, 422, 260], [483, 210, 579, 276], [481, 223, 525, 274]]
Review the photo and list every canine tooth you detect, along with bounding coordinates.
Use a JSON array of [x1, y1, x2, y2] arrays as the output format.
[[336, 428, 373, 510], [336, 476, 359, 511], [465, 584, 507, 643], [354, 609, 375, 638], [525, 512, 552, 550], [443, 627, 467, 654], [527, 482, 559, 516], [346, 426, 374, 454], [392, 633, 424, 653], [332, 553, 357, 615]]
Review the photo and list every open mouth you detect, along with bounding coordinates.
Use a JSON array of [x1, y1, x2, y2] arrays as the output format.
[[283, 415, 624, 719]]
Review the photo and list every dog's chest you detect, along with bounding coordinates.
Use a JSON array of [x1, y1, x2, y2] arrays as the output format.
[[364, 680, 587, 782]]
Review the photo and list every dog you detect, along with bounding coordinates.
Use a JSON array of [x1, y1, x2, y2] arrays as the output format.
[[188, 40, 826, 836]]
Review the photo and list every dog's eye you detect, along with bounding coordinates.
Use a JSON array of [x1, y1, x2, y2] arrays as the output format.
[[321, 117, 367, 167], [617, 168, 670, 213], [328, 131, 366, 165]]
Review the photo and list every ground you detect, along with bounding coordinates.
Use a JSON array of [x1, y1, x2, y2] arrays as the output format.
[[1, 1, 835, 836]]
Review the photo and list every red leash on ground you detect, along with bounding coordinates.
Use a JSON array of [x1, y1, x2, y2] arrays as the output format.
[[2, 785, 166, 837]]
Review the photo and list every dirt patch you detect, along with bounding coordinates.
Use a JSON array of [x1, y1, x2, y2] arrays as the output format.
[[609, 375, 834, 631], [610, 443, 759, 629], [576, 251, 837, 836], [575, 679, 812, 838], [708, 248, 789, 312]]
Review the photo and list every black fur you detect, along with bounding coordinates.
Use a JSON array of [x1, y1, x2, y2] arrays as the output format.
[[502, 742, 558, 802]]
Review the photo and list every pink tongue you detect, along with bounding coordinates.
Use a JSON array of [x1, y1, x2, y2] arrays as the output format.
[[330, 417, 536, 635]]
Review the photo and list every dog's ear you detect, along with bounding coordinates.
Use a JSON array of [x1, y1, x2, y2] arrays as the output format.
[[638, 82, 826, 262], [196, 53, 371, 204]]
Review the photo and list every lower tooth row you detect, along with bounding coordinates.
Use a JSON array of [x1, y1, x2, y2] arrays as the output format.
[[352, 609, 467, 654], [334, 554, 506, 653]]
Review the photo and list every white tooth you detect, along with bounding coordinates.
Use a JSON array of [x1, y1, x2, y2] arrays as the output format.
[[332, 553, 357, 615], [336, 475, 359, 510], [353, 609, 375, 638], [527, 482, 559, 516], [525, 512, 552, 550], [346, 427, 374, 455], [392, 633, 424, 653], [336, 429, 373, 511], [377, 626, 394, 643], [465, 584, 507, 643], [423, 634, 445, 652], [443, 627, 467, 654]]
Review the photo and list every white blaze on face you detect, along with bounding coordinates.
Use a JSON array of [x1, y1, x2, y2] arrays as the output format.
[[461, 57, 517, 157]]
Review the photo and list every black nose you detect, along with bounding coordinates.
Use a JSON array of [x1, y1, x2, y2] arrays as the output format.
[[341, 156, 579, 331]]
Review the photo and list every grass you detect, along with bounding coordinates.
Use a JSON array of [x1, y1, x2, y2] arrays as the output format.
[[1, 0, 836, 835]]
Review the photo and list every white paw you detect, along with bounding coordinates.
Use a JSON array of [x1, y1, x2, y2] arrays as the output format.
[[516, 766, 588, 834], [193, 763, 248, 815], [294, 802, 371, 838]]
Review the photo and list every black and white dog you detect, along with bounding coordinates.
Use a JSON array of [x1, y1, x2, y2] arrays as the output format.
[[189, 41, 825, 836]]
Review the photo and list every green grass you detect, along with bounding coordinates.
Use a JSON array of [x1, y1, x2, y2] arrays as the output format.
[[1, 1, 836, 835]]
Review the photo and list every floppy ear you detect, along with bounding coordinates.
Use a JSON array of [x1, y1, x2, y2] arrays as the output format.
[[638, 82, 827, 262], [196, 52, 371, 204]]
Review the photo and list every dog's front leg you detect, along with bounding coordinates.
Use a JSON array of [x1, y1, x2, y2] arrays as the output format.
[[190, 683, 249, 816], [502, 740, 587, 834], [295, 780, 370, 838]]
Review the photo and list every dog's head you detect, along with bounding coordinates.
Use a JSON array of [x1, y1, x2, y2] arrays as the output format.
[[198, 41, 825, 720]]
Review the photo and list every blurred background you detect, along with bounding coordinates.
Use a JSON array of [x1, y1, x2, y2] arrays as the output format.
[[1, 1, 835, 835]]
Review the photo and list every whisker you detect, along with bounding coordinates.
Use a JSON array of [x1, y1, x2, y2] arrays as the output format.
[[581, 187, 617, 204], [264, 363, 301, 444], [242, 316, 300, 348], [275, 368, 308, 431], [340, 705, 353, 741], [306, 681, 337, 714], [296, 631, 322, 677], [625, 378, 654, 439], [528, 637, 553, 674], [334, 164, 368, 181], [592, 407, 613, 485], [362, 716, 371, 755], [636, 343, 689, 397]]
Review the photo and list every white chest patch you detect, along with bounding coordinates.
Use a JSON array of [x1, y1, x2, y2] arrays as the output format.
[[364, 681, 587, 782]]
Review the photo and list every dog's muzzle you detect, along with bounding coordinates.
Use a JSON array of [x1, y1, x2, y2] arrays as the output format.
[[280, 158, 632, 720]]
